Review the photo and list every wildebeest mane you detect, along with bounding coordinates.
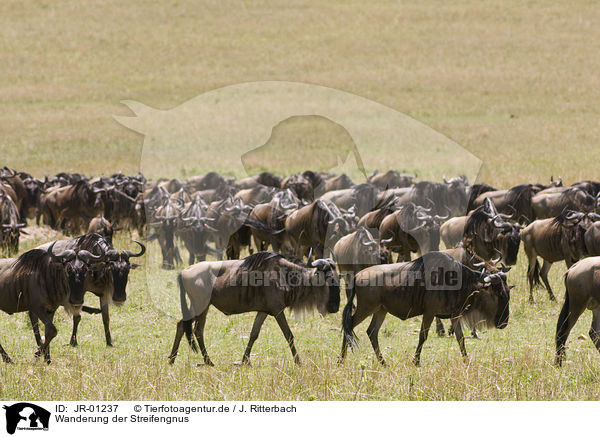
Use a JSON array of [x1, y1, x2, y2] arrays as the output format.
[[467, 184, 496, 211], [239, 251, 284, 272], [10, 248, 52, 278]]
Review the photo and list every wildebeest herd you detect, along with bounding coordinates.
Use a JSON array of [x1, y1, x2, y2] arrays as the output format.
[[1, 166, 600, 367]]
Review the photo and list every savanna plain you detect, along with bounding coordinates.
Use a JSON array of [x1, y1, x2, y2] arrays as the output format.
[[1, 0, 600, 400]]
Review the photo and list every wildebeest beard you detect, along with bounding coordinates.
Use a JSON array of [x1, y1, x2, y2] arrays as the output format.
[[461, 279, 510, 330], [498, 231, 520, 265]]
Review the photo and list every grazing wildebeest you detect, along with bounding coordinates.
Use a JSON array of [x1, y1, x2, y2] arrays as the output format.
[[339, 252, 510, 366], [0, 242, 104, 364], [520, 210, 596, 302], [531, 187, 596, 219], [555, 256, 600, 366], [168, 251, 340, 365], [36, 234, 146, 347]]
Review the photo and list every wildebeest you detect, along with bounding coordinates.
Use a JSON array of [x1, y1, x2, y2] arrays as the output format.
[[440, 215, 469, 249], [339, 252, 510, 366], [281, 173, 314, 203], [36, 234, 145, 347], [367, 170, 413, 190], [463, 199, 521, 266], [555, 256, 600, 366], [379, 203, 445, 262], [319, 183, 378, 217], [0, 242, 104, 363], [40, 181, 105, 233], [284, 199, 349, 258], [168, 251, 340, 365], [87, 216, 113, 245], [332, 227, 388, 299], [471, 184, 537, 224], [0, 192, 25, 255], [520, 210, 597, 302], [249, 189, 299, 253], [531, 187, 596, 219]]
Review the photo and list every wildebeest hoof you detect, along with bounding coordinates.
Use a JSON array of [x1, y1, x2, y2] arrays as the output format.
[[436, 331, 445, 338], [33, 350, 41, 358], [106, 343, 113, 347], [412, 357, 421, 367], [549, 295, 556, 302], [233, 360, 250, 366], [69, 339, 78, 347]]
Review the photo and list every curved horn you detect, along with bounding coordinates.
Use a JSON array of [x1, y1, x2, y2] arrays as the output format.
[[47, 241, 76, 263], [123, 241, 146, 258], [77, 249, 105, 263], [407, 221, 427, 232]]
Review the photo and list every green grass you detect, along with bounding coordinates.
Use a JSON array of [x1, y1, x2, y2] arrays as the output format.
[[1, 230, 599, 400]]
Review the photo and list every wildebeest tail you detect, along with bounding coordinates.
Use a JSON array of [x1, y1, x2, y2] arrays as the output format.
[[556, 274, 571, 349], [178, 272, 198, 352], [342, 285, 358, 349]]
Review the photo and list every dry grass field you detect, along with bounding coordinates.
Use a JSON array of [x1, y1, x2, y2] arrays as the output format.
[[1, 0, 600, 400]]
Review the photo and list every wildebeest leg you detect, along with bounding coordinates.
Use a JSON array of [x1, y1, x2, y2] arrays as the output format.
[[413, 313, 434, 366], [588, 307, 600, 354], [193, 309, 213, 366], [274, 312, 301, 365], [28, 312, 42, 350], [366, 310, 388, 366], [241, 312, 268, 365], [540, 260, 555, 301], [70, 314, 82, 347], [38, 310, 58, 364], [555, 296, 586, 366], [0, 340, 12, 364], [451, 318, 468, 359], [168, 320, 185, 364], [100, 297, 113, 347], [435, 318, 446, 337]]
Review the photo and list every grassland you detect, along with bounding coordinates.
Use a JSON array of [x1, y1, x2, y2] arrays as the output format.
[[1, 0, 600, 400]]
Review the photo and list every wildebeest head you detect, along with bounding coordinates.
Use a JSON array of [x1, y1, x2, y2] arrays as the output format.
[[471, 271, 511, 330], [465, 198, 521, 265], [47, 241, 105, 306], [103, 241, 146, 304], [311, 258, 340, 314]]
